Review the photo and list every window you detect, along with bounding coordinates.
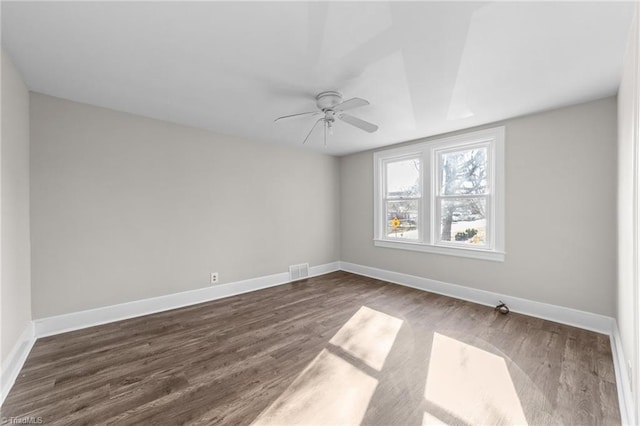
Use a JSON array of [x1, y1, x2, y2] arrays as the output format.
[[374, 127, 505, 261], [383, 157, 422, 241]]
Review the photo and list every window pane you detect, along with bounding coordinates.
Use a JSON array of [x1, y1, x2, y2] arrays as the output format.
[[440, 148, 487, 195], [439, 198, 486, 245], [386, 200, 419, 240], [386, 158, 420, 198]]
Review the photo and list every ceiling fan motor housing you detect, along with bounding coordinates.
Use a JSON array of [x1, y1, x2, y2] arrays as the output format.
[[316, 91, 343, 111]]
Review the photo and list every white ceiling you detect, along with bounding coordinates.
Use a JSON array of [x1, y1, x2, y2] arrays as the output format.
[[1, 1, 634, 156]]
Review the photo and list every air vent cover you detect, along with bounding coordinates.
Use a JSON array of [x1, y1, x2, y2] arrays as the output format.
[[289, 263, 309, 282]]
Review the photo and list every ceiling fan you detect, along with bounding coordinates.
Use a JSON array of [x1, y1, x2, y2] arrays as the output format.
[[275, 91, 378, 146]]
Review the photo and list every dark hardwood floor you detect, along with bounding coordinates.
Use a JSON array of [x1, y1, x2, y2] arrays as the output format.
[[1, 271, 620, 425]]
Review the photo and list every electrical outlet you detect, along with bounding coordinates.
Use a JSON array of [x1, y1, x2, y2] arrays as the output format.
[[210, 272, 219, 284]]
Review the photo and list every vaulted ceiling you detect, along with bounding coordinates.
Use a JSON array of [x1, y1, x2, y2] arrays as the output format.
[[2, 1, 634, 156]]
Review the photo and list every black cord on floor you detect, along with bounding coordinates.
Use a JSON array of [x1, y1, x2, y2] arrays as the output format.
[[495, 300, 510, 315]]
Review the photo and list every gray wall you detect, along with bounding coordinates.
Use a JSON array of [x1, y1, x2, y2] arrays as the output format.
[[1, 50, 31, 364], [341, 97, 617, 316], [617, 7, 638, 421], [30, 93, 340, 318]]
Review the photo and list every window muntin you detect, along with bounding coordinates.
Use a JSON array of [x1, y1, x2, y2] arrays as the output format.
[[373, 127, 504, 261]]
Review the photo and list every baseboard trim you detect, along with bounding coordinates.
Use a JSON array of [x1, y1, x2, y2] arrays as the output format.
[[339, 261, 613, 334], [34, 261, 340, 338], [339, 261, 633, 423], [17, 261, 634, 423], [1, 321, 36, 406], [611, 322, 634, 425]]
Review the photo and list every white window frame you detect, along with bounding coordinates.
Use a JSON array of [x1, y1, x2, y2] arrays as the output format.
[[381, 153, 425, 243], [373, 126, 505, 262]]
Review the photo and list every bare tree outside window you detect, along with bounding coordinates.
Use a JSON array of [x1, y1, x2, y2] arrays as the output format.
[[374, 126, 504, 260], [438, 148, 488, 244]]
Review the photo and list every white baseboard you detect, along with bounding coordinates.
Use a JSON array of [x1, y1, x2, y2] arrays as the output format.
[[34, 261, 340, 338], [339, 261, 632, 423], [308, 261, 340, 277], [13, 260, 634, 424], [1, 321, 36, 406], [611, 322, 634, 426], [339, 261, 613, 334]]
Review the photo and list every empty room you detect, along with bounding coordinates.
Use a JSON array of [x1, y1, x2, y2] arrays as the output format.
[[1, 1, 639, 425]]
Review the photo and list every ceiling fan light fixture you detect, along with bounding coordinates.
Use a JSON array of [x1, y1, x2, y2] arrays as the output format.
[[275, 90, 378, 146]]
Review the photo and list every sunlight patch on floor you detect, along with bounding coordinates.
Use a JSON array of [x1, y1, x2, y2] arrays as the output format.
[[422, 411, 448, 425], [252, 349, 377, 425], [329, 306, 403, 371], [424, 332, 528, 425], [252, 306, 403, 425]]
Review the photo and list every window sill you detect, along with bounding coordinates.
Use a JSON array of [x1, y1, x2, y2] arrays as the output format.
[[373, 239, 505, 262]]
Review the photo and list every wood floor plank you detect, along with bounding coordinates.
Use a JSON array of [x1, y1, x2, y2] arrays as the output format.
[[1, 271, 620, 425]]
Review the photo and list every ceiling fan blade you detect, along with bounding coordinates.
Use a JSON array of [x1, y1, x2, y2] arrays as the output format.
[[338, 113, 378, 133], [274, 111, 319, 122], [334, 97, 369, 111], [303, 119, 324, 144]]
